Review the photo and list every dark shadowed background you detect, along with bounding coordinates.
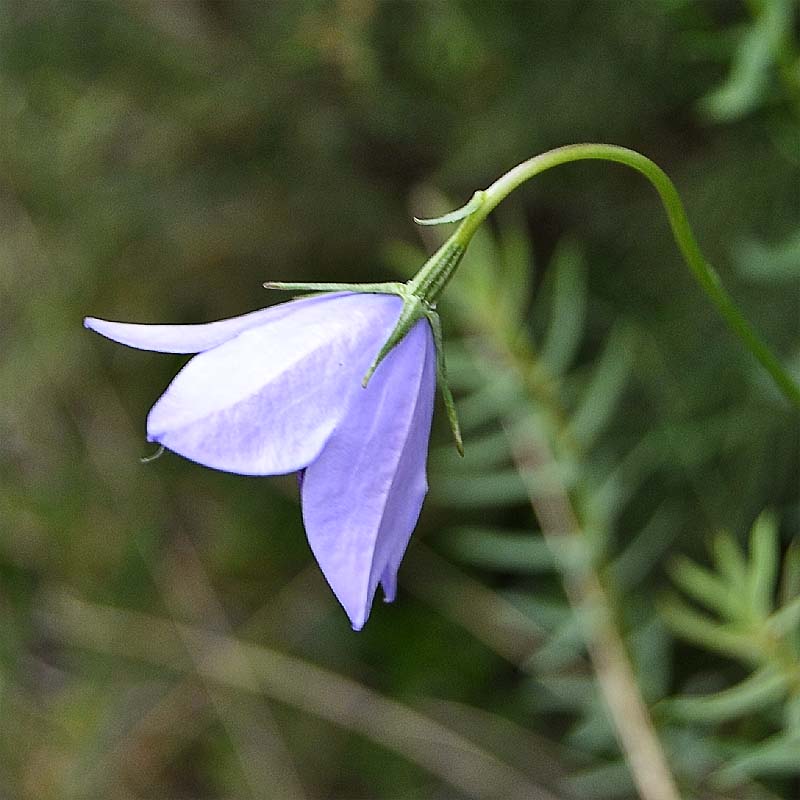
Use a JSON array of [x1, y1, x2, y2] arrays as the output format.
[[1, 2, 799, 799]]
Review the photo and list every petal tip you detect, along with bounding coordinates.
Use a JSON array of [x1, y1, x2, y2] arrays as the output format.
[[349, 613, 366, 632], [381, 565, 399, 604]]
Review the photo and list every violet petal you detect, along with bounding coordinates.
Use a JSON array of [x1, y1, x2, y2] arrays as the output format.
[[84, 293, 345, 354], [301, 318, 435, 629], [146, 293, 404, 476]]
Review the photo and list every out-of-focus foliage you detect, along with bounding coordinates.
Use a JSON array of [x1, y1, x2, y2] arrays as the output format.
[[0, 2, 798, 799], [662, 513, 800, 788]]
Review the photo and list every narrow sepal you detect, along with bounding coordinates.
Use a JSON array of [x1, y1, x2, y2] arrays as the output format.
[[264, 280, 405, 295], [413, 190, 485, 226], [425, 309, 464, 456], [362, 295, 426, 387]]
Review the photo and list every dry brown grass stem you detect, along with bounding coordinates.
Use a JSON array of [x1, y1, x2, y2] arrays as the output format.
[[508, 425, 683, 800]]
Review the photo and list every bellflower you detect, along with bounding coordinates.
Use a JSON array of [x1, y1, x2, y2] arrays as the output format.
[[85, 190, 487, 628], [85, 292, 436, 629]]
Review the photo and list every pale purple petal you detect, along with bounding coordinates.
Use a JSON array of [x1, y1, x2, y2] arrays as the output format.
[[84, 293, 343, 354], [301, 318, 436, 629], [375, 343, 438, 603], [146, 293, 404, 476]]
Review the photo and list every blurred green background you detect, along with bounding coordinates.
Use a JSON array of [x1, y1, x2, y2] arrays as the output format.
[[1, 1, 799, 798]]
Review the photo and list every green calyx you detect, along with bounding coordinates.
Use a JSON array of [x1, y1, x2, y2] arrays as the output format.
[[263, 196, 488, 457]]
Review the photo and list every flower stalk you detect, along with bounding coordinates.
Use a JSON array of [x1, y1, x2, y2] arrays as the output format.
[[439, 144, 800, 409]]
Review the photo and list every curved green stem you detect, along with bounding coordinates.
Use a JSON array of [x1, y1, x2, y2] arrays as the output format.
[[450, 144, 800, 409]]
